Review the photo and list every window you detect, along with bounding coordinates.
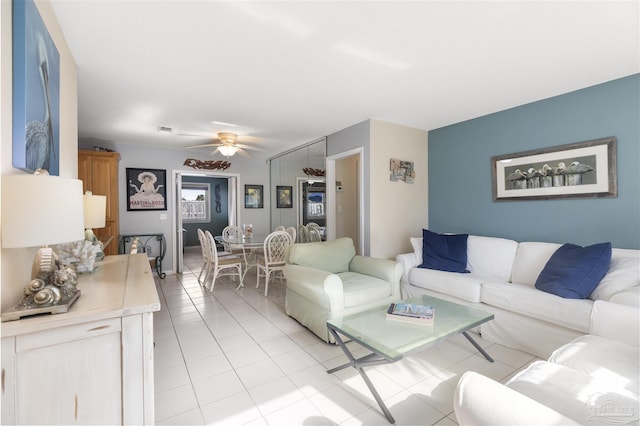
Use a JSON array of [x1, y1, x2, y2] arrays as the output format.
[[182, 183, 210, 223]]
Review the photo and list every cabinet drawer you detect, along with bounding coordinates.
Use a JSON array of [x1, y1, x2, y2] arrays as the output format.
[[16, 318, 121, 352]]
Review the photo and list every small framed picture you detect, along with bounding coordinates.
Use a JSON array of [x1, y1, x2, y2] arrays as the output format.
[[126, 168, 167, 211], [245, 184, 263, 208], [277, 185, 293, 208]]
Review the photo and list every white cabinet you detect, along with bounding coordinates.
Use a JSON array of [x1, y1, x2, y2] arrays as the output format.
[[1, 255, 160, 425]]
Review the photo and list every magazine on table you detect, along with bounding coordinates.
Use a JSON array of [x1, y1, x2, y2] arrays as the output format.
[[386, 303, 434, 324]]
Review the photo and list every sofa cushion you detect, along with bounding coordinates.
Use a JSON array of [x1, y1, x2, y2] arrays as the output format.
[[467, 235, 518, 282], [338, 272, 392, 308], [535, 243, 611, 299], [408, 268, 483, 303], [506, 361, 639, 426], [511, 241, 561, 286], [410, 237, 423, 265], [481, 281, 592, 332], [287, 237, 355, 273], [548, 335, 639, 394], [419, 229, 469, 273], [590, 251, 640, 301]]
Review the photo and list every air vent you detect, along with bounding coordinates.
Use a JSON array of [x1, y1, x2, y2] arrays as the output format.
[[158, 126, 173, 133]]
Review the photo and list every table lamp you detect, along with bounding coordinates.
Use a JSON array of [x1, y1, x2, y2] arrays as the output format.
[[1, 170, 85, 321]]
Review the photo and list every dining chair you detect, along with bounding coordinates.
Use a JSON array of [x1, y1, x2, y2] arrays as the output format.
[[274, 225, 286, 232], [307, 224, 322, 242], [196, 229, 212, 287], [222, 225, 245, 257], [256, 231, 292, 296], [298, 225, 310, 243], [285, 226, 297, 245], [204, 230, 243, 291]]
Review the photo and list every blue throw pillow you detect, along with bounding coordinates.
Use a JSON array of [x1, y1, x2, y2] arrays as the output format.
[[418, 229, 469, 273], [535, 242, 612, 299]]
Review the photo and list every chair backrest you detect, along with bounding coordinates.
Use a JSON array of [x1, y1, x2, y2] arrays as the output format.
[[263, 231, 292, 265], [274, 225, 286, 232], [308, 226, 322, 242], [197, 229, 211, 260], [222, 225, 242, 241], [204, 230, 220, 265], [129, 237, 140, 254], [298, 225, 310, 243], [285, 226, 297, 245]]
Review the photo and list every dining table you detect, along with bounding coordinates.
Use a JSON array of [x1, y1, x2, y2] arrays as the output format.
[[215, 234, 267, 285]]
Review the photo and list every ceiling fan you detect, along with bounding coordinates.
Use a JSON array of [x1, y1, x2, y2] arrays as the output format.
[[185, 132, 264, 158]]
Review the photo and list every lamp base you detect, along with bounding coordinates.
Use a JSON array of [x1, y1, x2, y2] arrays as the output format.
[[1, 290, 80, 322]]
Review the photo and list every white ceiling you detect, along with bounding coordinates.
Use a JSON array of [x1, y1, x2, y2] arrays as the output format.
[[49, 1, 639, 159]]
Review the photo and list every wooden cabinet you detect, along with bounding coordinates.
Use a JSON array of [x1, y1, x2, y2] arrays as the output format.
[[1, 255, 160, 425], [78, 150, 120, 255]]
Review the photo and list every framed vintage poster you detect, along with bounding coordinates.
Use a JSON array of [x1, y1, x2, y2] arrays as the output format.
[[13, 0, 61, 175], [277, 185, 293, 208], [245, 184, 263, 208], [492, 137, 616, 201], [126, 168, 167, 211]]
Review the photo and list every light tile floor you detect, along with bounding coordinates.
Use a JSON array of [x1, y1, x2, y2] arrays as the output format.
[[154, 248, 538, 425]]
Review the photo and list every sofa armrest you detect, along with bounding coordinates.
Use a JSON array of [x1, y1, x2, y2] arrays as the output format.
[[590, 300, 640, 346], [454, 371, 580, 426], [395, 252, 418, 284], [349, 256, 403, 299], [283, 264, 345, 311]]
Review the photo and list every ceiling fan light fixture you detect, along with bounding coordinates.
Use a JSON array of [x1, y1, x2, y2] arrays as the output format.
[[217, 132, 238, 144], [218, 145, 238, 157]]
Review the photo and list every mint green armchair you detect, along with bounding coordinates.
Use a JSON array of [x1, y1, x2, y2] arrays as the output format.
[[284, 237, 403, 343]]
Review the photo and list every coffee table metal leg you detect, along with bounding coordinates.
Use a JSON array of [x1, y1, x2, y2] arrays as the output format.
[[462, 331, 494, 362], [327, 327, 396, 424]]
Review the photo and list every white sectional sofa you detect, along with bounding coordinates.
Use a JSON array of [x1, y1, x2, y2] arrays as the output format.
[[396, 234, 640, 358], [454, 300, 640, 425]]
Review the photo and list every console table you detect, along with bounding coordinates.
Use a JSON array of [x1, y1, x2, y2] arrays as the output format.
[[119, 233, 167, 278], [1, 255, 161, 425]]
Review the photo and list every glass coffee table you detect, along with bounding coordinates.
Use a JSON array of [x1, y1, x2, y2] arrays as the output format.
[[326, 295, 494, 424]]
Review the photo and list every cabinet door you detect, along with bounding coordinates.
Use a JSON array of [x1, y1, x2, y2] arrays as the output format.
[[90, 156, 118, 222], [15, 332, 122, 424]]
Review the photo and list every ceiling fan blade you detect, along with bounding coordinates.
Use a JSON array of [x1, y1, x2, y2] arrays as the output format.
[[237, 148, 253, 158], [187, 142, 223, 149], [235, 143, 265, 151]]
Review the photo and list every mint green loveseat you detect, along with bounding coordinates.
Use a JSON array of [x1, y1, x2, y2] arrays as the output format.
[[284, 237, 403, 343]]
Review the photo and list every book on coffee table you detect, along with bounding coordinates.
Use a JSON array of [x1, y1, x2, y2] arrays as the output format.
[[386, 302, 434, 324]]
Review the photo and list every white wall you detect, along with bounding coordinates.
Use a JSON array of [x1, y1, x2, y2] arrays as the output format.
[[1, 0, 79, 311], [112, 143, 270, 274], [369, 120, 428, 259]]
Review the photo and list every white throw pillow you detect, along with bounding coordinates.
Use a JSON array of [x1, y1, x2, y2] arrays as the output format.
[[590, 256, 640, 301], [410, 237, 423, 264]]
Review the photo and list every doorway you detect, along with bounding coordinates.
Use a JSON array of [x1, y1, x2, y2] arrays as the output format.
[[326, 147, 363, 254], [173, 170, 240, 274]]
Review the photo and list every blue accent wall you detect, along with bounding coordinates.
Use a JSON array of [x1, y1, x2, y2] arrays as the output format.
[[428, 74, 639, 249]]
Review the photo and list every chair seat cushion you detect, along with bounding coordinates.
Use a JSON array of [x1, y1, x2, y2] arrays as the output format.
[[338, 272, 392, 308]]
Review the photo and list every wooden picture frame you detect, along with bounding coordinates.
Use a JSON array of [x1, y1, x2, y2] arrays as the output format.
[[244, 184, 263, 209], [126, 168, 167, 211], [492, 137, 617, 201], [277, 185, 293, 208]]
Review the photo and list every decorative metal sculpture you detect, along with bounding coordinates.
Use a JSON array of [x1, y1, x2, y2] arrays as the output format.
[[184, 158, 231, 170], [303, 167, 325, 177]]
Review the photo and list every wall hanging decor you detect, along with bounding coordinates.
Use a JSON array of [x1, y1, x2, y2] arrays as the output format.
[[277, 186, 293, 208], [126, 168, 167, 211], [390, 158, 415, 183], [245, 185, 263, 208], [13, 0, 61, 175], [183, 158, 231, 170], [492, 137, 616, 201]]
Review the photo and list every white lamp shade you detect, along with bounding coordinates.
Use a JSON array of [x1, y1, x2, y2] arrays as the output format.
[[83, 193, 106, 229], [2, 174, 85, 248]]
